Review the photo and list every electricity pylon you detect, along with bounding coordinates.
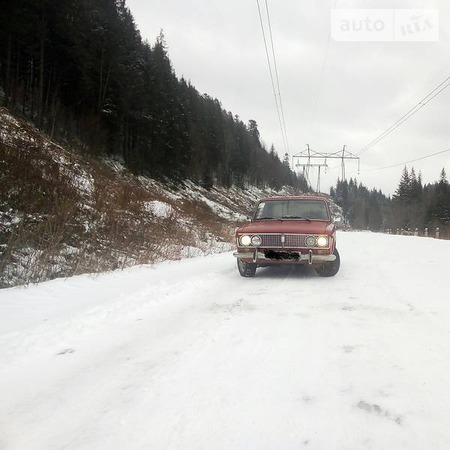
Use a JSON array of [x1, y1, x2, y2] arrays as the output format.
[[292, 145, 360, 192]]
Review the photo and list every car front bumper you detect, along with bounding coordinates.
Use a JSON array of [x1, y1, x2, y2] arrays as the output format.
[[233, 249, 336, 264]]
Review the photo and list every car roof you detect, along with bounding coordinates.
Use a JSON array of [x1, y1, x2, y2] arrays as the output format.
[[258, 195, 328, 202]]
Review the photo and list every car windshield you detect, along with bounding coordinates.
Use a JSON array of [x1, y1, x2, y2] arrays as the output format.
[[255, 199, 329, 220]]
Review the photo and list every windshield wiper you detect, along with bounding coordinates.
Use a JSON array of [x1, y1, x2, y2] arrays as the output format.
[[281, 216, 311, 221], [256, 216, 284, 221]]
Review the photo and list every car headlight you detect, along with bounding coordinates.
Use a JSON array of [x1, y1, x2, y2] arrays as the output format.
[[317, 236, 329, 247], [251, 235, 262, 246], [305, 236, 316, 247], [240, 235, 252, 246]]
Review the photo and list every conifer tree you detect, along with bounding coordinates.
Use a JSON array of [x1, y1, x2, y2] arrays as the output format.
[[0, 0, 307, 191]]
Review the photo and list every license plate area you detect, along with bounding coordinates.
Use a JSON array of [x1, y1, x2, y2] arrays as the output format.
[[264, 250, 301, 260]]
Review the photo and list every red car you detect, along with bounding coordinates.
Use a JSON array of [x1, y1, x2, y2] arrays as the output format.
[[234, 195, 340, 277]]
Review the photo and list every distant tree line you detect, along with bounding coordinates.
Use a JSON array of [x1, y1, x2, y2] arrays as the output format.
[[330, 167, 450, 238], [0, 0, 307, 191], [330, 179, 389, 231], [390, 167, 450, 235]]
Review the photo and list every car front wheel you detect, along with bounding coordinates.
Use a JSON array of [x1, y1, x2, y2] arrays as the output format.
[[237, 259, 257, 277], [315, 248, 340, 277]]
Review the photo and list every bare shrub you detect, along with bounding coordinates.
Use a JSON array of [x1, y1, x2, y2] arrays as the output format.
[[1, 110, 247, 288]]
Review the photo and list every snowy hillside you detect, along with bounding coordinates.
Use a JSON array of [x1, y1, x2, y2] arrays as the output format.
[[1, 107, 305, 288], [1, 231, 450, 449]]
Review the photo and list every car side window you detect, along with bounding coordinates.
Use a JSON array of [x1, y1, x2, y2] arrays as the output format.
[[255, 202, 265, 219]]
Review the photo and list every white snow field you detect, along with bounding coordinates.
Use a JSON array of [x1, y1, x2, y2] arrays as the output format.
[[1, 231, 450, 450]]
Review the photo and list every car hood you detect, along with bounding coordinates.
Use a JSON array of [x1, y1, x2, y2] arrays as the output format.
[[237, 220, 332, 235]]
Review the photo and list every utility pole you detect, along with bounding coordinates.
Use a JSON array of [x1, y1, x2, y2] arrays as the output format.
[[341, 145, 346, 181], [292, 145, 360, 192], [294, 162, 328, 192]]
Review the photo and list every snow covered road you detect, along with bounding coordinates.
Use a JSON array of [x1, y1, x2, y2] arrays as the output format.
[[1, 232, 450, 449]]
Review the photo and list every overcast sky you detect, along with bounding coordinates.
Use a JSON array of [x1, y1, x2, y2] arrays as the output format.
[[126, 0, 450, 195]]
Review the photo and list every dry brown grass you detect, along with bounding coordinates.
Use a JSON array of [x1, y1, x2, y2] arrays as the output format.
[[0, 108, 243, 288], [0, 155, 235, 288]]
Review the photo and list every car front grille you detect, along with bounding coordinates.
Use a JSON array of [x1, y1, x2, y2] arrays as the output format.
[[259, 233, 307, 248]]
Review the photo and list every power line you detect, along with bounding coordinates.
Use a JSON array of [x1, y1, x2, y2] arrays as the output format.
[[256, 0, 288, 153], [344, 147, 450, 180], [372, 147, 450, 171], [357, 75, 450, 156], [256, 0, 286, 151], [264, 0, 289, 152], [308, 0, 337, 143]]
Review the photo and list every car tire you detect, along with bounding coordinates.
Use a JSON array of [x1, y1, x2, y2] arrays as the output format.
[[315, 248, 340, 277], [237, 259, 257, 277]]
